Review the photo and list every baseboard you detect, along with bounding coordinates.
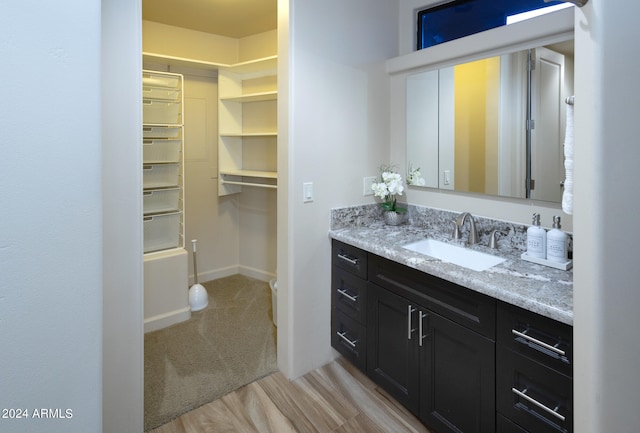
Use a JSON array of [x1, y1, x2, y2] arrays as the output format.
[[144, 306, 191, 333], [191, 265, 276, 285], [191, 265, 239, 286], [238, 265, 276, 283]]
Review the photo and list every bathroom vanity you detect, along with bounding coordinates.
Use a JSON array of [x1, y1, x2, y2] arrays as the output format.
[[329, 206, 573, 433]]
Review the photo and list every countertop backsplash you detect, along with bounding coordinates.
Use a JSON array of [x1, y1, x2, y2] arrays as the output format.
[[331, 203, 572, 256]]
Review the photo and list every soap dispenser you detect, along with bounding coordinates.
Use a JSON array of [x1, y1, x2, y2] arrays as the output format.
[[527, 213, 546, 259], [546, 215, 568, 262]]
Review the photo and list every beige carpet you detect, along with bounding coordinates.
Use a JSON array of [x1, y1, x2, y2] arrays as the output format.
[[144, 274, 278, 431]]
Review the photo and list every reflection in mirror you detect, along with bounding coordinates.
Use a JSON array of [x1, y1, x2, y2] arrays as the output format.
[[407, 70, 439, 188], [406, 40, 574, 203]]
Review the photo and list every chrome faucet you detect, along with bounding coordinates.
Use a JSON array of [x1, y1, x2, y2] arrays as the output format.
[[453, 212, 479, 245]]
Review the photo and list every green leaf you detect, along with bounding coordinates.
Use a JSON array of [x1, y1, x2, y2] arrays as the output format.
[[380, 202, 394, 211]]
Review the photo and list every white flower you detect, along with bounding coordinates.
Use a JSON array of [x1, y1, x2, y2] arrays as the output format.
[[381, 171, 404, 196], [371, 181, 389, 199], [407, 165, 426, 186], [371, 165, 407, 213]]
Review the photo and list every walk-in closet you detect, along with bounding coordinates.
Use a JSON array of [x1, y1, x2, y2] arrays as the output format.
[[140, 1, 278, 430]]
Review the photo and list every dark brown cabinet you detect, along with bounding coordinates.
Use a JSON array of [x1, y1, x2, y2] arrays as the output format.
[[366, 283, 421, 413], [331, 241, 368, 370], [422, 311, 495, 433], [496, 302, 573, 433], [366, 252, 496, 433], [330, 239, 573, 433]]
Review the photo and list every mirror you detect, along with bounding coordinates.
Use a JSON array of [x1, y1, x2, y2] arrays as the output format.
[[406, 39, 574, 202]]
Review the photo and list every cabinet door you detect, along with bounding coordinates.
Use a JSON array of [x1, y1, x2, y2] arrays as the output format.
[[421, 312, 495, 433], [367, 282, 420, 414]]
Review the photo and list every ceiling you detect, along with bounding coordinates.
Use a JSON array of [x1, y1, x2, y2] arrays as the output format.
[[142, 0, 277, 39]]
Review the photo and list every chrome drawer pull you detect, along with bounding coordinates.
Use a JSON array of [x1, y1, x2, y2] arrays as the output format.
[[407, 305, 416, 339], [419, 311, 428, 347], [337, 331, 357, 348], [511, 387, 566, 422], [336, 288, 358, 302], [512, 329, 566, 357], [337, 253, 359, 266]]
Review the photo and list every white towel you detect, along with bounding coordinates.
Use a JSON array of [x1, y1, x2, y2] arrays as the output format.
[[562, 97, 574, 215]]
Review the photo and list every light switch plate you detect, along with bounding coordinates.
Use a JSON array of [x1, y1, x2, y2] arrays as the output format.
[[443, 170, 451, 185], [303, 182, 313, 203], [363, 176, 376, 196]]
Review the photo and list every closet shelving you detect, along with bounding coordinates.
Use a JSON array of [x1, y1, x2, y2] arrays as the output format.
[[142, 53, 276, 74], [141, 53, 278, 196], [217, 57, 278, 196], [142, 70, 185, 254]]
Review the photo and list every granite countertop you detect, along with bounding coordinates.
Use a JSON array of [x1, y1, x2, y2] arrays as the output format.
[[329, 221, 573, 325]]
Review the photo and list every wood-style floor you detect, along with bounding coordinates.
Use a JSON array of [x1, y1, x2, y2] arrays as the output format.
[[148, 357, 433, 433]]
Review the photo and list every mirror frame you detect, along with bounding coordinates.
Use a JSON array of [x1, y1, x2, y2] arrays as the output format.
[[387, 7, 574, 200]]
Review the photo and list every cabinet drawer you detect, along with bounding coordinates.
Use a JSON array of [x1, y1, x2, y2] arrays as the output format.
[[498, 301, 572, 377], [143, 126, 182, 139], [331, 309, 366, 371], [497, 346, 573, 433], [143, 72, 181, 89], [143, 99, 181, 124], [143, 139, 181, 164], [368, 254, 495, 338], [143, 212, 181, 253], [143, 188, 179, 215], [143, 163, 180, 189], [143, 86, 181, 101], [497, 413, 528, 433], [332, 267, 367, 324], [332, 240, 367, 279]]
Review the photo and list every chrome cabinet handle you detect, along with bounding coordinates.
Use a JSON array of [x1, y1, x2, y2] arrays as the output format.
[[418, 311, 428, 346], [512, 387, 566, 422], [407, 305, 416, 339], [336, 288, 358, 302], [337, 253, 358, 266], [512, 329, 566, 357], [336, 331, 357, 348]]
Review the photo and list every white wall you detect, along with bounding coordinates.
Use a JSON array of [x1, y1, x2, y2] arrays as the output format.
[[574, 1, 640, 431], [179, 71, 240, 284], [277, 0, 292, 375], [239, 188, 278, 280], [102, 0, 144, 431], [278, 0, 399, 378], [0, 1, 104, 433], [399, 0, 440, 55], [143, 20, 239, 64], [237, 30, 279, 282], [239, 29, 278, 62]]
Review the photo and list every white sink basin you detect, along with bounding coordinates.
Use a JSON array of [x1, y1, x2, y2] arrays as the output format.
[[402, 238, 506, 272]]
